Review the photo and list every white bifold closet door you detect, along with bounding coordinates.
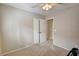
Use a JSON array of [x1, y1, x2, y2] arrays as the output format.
[[33, 18, 47, 44]]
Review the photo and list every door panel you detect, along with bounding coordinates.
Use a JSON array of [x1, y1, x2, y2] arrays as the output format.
[[40, 19, 47, 43], [33, 18, 47, 44], [33, 18, 39, 44]]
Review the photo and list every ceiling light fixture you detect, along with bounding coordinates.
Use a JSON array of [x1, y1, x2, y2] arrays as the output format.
[[32, 3, 61, 11], [42, 3, 59, 11]]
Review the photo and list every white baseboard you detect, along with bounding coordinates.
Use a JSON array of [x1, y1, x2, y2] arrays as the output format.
[[54, 44, 70, 51], [2, 44, 34, 56]]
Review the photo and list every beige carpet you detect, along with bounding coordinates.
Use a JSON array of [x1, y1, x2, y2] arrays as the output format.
[[4, 40, 69, 56]]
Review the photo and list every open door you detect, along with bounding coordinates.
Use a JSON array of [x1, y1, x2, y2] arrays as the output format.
[[33, 18, 47, 44]]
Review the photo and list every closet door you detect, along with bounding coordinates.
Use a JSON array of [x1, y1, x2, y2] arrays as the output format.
[[33, 18, 47, 44], [33, 18, 39, 44], [40, 19, 47, 43]]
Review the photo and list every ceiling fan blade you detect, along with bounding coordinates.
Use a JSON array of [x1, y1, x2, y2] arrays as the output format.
[[32, 3, 41, 8], [32, 3, 45, 8], [58, 3, 63, 4]]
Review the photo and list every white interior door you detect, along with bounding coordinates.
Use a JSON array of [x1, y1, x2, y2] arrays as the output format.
[[33, 18, 47, 44], [40, 19, 47, 43], [33, 18, 39, 44]]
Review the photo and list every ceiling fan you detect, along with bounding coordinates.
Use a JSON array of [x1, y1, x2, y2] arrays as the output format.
[[32, 3, 62, 11]]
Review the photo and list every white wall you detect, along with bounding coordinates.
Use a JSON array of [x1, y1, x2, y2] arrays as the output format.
[[47, 5, 79, 50], [0, 4, 44, 53], [0, 8, 2, 55]]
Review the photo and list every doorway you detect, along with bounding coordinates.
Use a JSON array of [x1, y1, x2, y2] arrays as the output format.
[[47, 19, 53, 41]]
